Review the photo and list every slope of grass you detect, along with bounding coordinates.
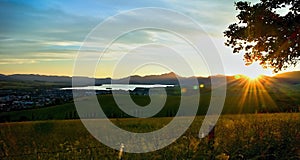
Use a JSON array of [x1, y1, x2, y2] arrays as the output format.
[[1, 88, 299, 122], [0, 94, 210, 122], [0, 103, 76, 122], [0, 113, 299, 159]]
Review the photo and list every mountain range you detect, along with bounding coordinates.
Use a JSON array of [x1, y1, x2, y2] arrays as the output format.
[[0, 71, 299, 87]]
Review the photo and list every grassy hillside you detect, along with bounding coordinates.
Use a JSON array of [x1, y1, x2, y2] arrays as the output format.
[[1, 87, 299, 122], [1, 73, 299, 122], [0, 103, 75, 122], [0, 113, 299, 159], [0, 94, 209, 122]]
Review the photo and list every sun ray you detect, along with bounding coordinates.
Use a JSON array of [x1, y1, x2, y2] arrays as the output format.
[[254, 79, 278, 112], [262, 77, 299, 111], [228, 74, 281, 114]]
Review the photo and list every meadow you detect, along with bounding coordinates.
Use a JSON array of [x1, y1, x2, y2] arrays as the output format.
[[0, 76, 299, 159], [1, 90, 298, 122], [0, 113, 299, 159]]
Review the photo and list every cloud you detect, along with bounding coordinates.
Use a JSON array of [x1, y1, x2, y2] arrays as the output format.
[[0, 59, 37, 65], [0, 0, 100, 57], [161, 0, 239, 37], [2, 0, 295, 77], [0, 0, 221, 64]]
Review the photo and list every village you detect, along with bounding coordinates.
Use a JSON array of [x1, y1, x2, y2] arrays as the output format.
[[0, 89, 73, 112]]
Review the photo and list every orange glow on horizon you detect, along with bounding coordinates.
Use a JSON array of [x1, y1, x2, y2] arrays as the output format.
[[227, 74, 279, 113], [246, 74, 262, 81]]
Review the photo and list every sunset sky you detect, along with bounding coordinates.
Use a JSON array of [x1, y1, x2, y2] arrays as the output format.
[[0, 0, 299, 78]]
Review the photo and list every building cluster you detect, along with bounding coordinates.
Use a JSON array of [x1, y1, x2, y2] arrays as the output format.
[[0, 89, 73, 112], [0, 86, 178, 112]]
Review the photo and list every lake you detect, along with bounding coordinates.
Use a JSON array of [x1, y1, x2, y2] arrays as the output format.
[[61, 84, 174, 91]]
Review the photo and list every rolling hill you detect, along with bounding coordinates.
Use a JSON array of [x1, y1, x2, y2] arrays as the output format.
[[0, 71, 299, 122]]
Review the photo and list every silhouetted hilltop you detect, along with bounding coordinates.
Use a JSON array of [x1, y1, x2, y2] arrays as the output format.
[[0, 71, 299, 88], [273, 71, 300, 84], [9, 74, 71, 83], [274, 71, 300, 78]]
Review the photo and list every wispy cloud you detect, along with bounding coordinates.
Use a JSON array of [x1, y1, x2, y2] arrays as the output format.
[[0, 59, 37, 65], [1, 0, 297, 76]]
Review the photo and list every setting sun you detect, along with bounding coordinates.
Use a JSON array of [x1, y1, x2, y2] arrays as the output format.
[[246, 72, 262, 80], [242, 62, 274, 80]]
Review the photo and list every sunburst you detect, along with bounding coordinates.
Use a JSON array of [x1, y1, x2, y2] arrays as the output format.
[[246, 74, 262, 80], [229, 74, 278, 113]]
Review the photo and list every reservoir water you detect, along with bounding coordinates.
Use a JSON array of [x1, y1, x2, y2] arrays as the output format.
[[61, 84, 174, 91]]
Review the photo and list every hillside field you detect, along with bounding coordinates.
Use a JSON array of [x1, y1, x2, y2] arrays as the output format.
[[0, 113, 299, 159], [0, 90, 299, 122]]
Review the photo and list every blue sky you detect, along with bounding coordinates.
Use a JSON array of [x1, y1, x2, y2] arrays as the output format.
[[0, 0, 299, 78]]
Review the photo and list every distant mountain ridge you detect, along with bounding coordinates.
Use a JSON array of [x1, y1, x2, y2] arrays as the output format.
[[273, 71, 300, 84], [0, 71, 299, 86]]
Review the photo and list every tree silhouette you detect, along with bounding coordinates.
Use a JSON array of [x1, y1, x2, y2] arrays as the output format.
[[224, 0, 299, 72]]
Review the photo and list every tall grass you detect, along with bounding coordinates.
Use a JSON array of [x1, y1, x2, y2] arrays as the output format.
[[0, 113, 299, 159]]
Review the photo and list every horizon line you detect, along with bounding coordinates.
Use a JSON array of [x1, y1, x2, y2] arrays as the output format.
[[1, 70, 299, 79]]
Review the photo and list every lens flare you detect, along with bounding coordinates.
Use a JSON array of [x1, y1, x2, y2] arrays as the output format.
[[227, 74, 278, 114]]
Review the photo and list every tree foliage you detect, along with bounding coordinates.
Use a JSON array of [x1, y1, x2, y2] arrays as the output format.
[[224, 0, 299, 72]]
